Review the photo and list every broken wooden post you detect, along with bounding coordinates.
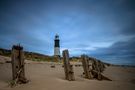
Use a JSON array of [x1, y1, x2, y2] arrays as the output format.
[[81, 55, 93, 79], [91, 70, 112, 81], [62, 50, 75, 81], [92, 60, 100, 72], [98, 60, 105, 72], [11, 45, 28, 84]]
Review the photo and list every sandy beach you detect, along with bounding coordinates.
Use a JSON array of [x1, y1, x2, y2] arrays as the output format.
[[0, 55, 135, 90]]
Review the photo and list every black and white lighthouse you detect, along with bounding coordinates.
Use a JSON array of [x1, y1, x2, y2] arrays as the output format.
[[54, 34, 60, 57]]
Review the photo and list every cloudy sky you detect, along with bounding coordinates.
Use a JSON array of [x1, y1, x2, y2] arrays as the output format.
[[0, 0, 135, 65]]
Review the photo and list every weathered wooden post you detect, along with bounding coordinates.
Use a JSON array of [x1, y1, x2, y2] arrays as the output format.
[[62, 50, 75, 81], [11, 45, 28, 84], [81, 55, 93, 79]]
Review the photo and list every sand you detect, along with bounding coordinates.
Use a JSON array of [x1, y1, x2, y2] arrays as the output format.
[[0, 55, 135, 90]]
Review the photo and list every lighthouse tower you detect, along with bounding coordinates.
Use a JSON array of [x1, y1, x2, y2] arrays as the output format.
[[54, 34, 60, 57]]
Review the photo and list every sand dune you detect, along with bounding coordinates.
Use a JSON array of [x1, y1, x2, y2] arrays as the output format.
[[0, 55, 135, 90]]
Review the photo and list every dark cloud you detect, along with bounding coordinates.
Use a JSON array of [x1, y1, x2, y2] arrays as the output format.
[[121, 20, 135, 35], [89, 37, 135, 65], [119, 0, 135, 36], [122, 0, 135, 11]]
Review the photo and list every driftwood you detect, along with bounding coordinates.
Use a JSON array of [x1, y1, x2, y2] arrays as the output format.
[[11, 45, 28, 86], [91, 70, 112, 81], [62, 50, 75, 81], [51, 65, 55, 68]]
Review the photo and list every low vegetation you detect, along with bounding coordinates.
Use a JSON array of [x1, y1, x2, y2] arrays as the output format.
[[0, 48, 59, 62]]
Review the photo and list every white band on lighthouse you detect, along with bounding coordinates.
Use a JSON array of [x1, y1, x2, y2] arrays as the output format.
[[54, 47, 60, 56]]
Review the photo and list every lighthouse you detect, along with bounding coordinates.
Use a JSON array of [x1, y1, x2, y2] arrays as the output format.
[[54, 34, 60, 57]]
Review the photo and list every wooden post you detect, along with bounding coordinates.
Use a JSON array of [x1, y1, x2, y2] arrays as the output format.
[[11, 45, 28, 84], [81, 55, 93, 79], [62, 50, 75, 81]]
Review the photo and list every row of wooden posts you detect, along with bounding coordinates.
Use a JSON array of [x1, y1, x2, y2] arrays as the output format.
[[62, 50, 111, 81], [11, 45, 111, 86]]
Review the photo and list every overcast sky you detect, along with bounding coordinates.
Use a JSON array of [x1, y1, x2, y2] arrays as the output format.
[[0, 0, 135, 65]]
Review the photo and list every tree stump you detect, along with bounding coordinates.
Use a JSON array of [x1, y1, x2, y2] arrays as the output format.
[[81, 55, 93, 79], [11, 45, 28, 84], [62, 50, 75, 81]]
